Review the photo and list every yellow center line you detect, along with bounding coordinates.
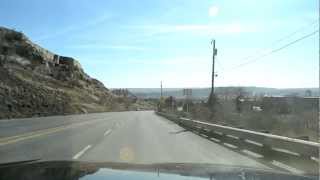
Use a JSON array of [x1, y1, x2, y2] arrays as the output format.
[[0, 119, 104, 146]]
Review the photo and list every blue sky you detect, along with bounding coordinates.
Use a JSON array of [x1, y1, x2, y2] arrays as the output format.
[[1, 0, 318, 88]]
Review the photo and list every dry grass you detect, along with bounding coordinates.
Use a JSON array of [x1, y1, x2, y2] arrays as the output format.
[[172, 99, 318, 142]]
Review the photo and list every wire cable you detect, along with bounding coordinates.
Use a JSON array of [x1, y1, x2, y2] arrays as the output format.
[[234, 20, 319, 66], [226, 29, 319, 71], [217, 19, 319, 73]]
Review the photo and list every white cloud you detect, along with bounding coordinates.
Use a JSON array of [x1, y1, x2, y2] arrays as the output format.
[[67, 44, 147, 51], [35, 13, 113, 41], [131, 23, 258, 36], [125, 56, 210, 66], [209, 6, 219, 17], [88, 56, 211, 68], [106, 45, 147, 51]]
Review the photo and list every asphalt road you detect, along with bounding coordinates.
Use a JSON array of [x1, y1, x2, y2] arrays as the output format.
[[0, 111, 269, 169]]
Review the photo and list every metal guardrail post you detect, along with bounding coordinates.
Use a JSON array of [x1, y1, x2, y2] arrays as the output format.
[[155, 112, 320, 175], [261, 144, 273, 161]]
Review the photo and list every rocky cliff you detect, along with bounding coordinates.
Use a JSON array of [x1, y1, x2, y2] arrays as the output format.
[[0, 27, 138, 119]]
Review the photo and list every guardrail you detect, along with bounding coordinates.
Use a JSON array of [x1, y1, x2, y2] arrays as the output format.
[[156, 112, 319, 175]]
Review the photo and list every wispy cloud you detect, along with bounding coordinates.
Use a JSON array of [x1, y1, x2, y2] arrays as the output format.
[[35, 13, 113, 41], [156, 57, 208, 65], [129, 22, 259, 36], [80, 56, 210, 67], [208, 5, 219, 17], [67, 44, 148, 51], [114, 56, 210, 66]]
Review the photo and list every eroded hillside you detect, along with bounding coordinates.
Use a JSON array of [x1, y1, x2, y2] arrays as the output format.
[[0, 27, 147, 119]]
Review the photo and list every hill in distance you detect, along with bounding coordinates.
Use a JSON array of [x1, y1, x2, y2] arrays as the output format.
[[128, 87, 319, 99]]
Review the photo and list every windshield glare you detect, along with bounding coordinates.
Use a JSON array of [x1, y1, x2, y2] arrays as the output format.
[[0, 0, 318, 178]]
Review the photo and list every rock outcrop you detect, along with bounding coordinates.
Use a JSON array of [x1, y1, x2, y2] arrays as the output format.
[[0, 27, 137, 119]]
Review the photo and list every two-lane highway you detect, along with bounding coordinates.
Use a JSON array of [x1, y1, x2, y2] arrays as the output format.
[[0, 111, 269, 169]]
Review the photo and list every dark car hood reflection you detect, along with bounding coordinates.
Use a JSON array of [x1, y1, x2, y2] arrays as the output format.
[[0, 161, 317, 180]]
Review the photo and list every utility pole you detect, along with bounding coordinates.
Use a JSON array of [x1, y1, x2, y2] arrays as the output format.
[[208, 39, 217, 106], [160, 81, 163, 98], [183, 89, 192, 113], [158, 81, 163, 112], [211, 39, 217, 96]]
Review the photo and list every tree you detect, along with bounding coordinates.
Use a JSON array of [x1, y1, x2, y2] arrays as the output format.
[[235, 95, 244, 113], [235, 87, 246, 113], [207, 92, 218, 118], [164, 96, 175, 109], [305, 89, 312, 97]]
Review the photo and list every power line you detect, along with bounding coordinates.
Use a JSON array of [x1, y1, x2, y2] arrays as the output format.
[[271, 19, 318, 45], [225, 20, 319, 70], [226, 29, 319, 71], [215, 58, 224, 71]]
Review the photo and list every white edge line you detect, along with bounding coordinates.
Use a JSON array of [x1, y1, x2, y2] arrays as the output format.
[[210, 137, 221, 142], [223, 143, 238, 149], [104, 129, 112, 136], [272, 160, 305, 175], [245, 139, 263, 147], [242, 149, 264, 158], [73, 145, 92, 159]]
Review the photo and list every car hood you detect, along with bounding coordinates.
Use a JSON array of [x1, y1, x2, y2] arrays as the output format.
[[0, 160, 317, 180]]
